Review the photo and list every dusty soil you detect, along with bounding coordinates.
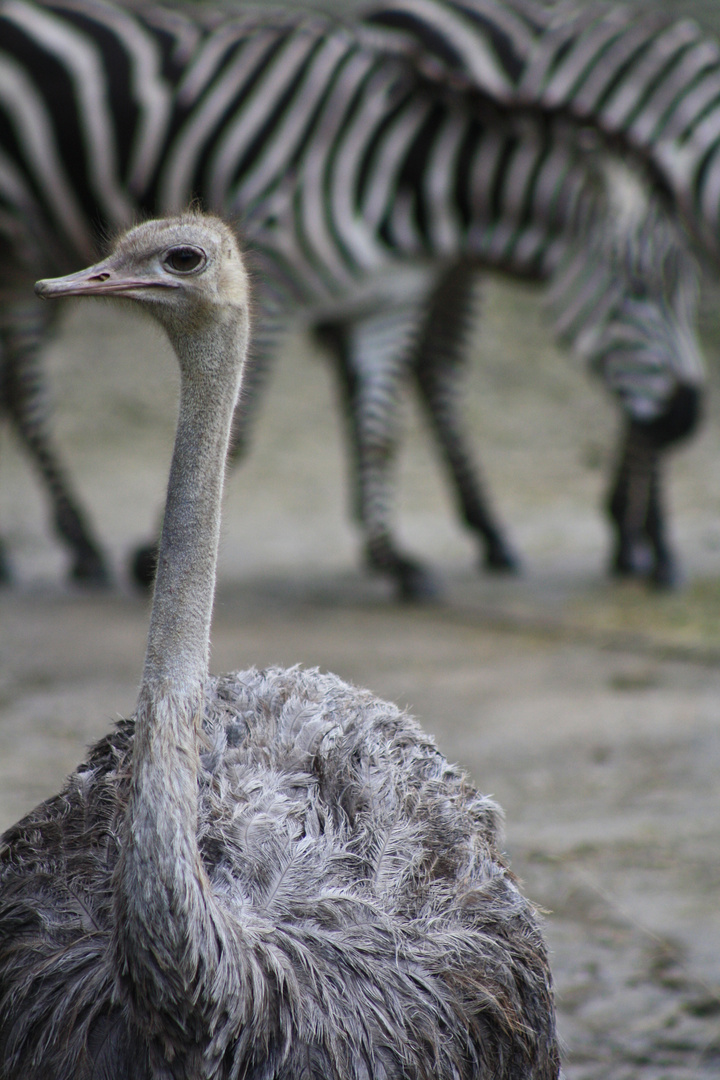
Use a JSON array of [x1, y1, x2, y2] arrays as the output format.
[[1, 278, 720, 1077]]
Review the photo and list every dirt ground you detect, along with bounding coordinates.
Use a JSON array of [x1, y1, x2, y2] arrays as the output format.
[[1, 279, 720, 1077]]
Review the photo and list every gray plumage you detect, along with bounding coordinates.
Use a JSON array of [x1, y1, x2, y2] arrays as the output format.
[[0, 212, 559, 1079]]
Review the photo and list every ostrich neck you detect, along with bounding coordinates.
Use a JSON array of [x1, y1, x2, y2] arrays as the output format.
[[142, 332, 240, 695], [115, 310, 249, 1037]]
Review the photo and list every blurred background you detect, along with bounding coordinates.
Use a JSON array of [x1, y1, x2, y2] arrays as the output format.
[[1, 2, 720, 1077]]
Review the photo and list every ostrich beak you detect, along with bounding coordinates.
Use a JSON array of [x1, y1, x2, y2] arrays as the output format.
[[35, 259, 172, 299]]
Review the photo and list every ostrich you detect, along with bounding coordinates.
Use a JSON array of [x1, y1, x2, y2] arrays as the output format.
[[0, 212, 559, 1079]]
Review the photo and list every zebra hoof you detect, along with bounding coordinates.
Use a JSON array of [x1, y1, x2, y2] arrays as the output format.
[[395, 562, 442, 603], [609, 539, 652, 580], [650, 555, 680, 591], [70, 550, 111, 587], [483, 543, 521, 574], [131, 542, 158, 590], [0, 540, 11, 585]]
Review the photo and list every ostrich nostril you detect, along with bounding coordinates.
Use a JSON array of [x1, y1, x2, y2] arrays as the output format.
[[91, 272, 111, 282]]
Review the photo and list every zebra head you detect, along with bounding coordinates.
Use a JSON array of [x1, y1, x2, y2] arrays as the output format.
[[550, 158, 704, 422]]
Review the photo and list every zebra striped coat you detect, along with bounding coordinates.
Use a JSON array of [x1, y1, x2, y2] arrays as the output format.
[[301, 0, 706, 596], [310, 168, 702, 596], [0, 0, 706, 594]]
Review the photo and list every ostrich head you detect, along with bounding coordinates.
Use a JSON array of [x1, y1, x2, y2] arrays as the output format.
[[35, 212, 251, 358]]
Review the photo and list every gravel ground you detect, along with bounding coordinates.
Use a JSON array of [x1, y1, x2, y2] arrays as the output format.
[[1, 278, 719, 1077]]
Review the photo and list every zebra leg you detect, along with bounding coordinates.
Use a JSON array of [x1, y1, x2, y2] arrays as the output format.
[[607, 423, 681, 588], [644, 389, 701, 589], [607, 421, 658, 580], [0, 538, 10, 585], [608, 386, 701, 588], [643, 453, 677, 589], [130, 532, 161, 589], [316, 313, 440, 601], [226, 320, 282, 467], [413, 265, 519, 573], [314, 321, 365, 525], [2, 301, 109, 585]]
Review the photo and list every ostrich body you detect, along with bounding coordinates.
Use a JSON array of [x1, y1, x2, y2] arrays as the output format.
[[0, 213, 559, 1079]]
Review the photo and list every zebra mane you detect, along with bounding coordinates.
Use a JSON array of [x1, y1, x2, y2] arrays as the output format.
[[543, 0, 684, 37], [602, 158, 660, 249], [598, 158, 697, 286], [357, 0, 554, 102], [119, 0, 344, 56]]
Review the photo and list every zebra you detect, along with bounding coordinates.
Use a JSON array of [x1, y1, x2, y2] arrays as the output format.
[[225, 4, 704, 596], [310, 168, 702, 597], [293, 0, 706, 597], [0, 0, 705, 596]]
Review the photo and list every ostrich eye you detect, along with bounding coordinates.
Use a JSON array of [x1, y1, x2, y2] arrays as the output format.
[[164, 246, 206, 274]]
